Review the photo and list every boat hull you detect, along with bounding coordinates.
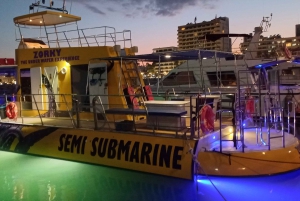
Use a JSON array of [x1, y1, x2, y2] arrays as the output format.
[[0, 123, 196, 180], [197, 141, 300, 176]]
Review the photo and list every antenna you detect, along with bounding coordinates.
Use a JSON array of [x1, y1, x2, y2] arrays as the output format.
[[260, 13, 272, 32], [29, 0, 68, 13]]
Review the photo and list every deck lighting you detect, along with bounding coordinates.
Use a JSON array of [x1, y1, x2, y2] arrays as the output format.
[[61, 67, 67, 74]]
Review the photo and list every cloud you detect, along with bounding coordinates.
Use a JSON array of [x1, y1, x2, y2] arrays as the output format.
[[84, 4, 106, 15], [61, 0, 219, 17]]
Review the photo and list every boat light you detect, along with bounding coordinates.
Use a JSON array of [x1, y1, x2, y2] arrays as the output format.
[[213, 135, 215, 139], [197, 179, 211, 185], [39, 21, 42, 23], [61, 67, 67, 74], [165, 55, 171, 58], [289, 150, 292, 153], [203, 57, 207, 59], [215, 168, 218, 171], [262, 152, 265, 155], [59, 15, 62, 18]]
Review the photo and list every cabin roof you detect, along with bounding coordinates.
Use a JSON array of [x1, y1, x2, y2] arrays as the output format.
[[198, 34, 252, 41], [99, 49, 235, 62], [13, 10, 81, 26]]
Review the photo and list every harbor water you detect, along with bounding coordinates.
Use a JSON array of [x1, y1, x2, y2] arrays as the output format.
[[1, 151, 300, 201]]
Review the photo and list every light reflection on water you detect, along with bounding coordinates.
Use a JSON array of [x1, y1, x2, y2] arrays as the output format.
[[0, 151, 300, 201]]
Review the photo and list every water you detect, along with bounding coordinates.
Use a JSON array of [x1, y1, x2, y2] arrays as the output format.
[[1, 151, 300, 201]]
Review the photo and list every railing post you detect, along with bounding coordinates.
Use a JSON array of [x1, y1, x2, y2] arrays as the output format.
[[92, 97, 98, 130], [73, 98, 80, 128]]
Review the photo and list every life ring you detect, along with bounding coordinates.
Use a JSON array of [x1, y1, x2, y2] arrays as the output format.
[[284, 46, 292, 59], [6, 102, 18, 120], [245, 96, 255, 119], [199, 104, 215, 135]]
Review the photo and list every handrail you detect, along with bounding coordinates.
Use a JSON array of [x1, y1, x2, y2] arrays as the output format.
[[32, 94, 43, 126], [61, 94, 76, 128], [218, 109, 235, 152], [287, 101, 296, 136]]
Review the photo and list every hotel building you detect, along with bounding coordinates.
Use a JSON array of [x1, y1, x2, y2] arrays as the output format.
[[177, 17, 231, 52]]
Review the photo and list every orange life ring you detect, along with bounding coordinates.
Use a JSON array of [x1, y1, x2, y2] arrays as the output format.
[[199, 104, 215, 135], [6, 102, 17, 120], [245, 96, 255, 118]]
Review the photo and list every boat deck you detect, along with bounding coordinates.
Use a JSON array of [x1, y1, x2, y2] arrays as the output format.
[[2, 114, 298, 153]]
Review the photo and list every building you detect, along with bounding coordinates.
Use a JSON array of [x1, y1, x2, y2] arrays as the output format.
[[296, 24, 300, 37], [143, 47, 180, 81], [240, 34, 300, 58], [177, 17, 231, 52]]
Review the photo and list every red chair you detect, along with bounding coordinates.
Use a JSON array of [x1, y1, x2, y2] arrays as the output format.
[[143, 85, 154, 101], [123, 87, 139, 109]]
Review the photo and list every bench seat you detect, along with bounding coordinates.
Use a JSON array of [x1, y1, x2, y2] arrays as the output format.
[[105, 108, 187, 117]]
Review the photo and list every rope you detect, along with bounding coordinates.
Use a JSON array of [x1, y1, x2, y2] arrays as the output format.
[[183, 135, 227, 201]]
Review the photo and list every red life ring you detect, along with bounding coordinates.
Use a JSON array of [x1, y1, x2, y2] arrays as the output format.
[[6, 102, 18, 120], [245, 96, 255, 118], [199, 104, 215, 135]]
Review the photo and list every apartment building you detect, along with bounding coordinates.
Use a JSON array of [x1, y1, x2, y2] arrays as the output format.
[[148, 47, 179, 77], [240, 33, 300, 58], [177, 17, 231, 52]]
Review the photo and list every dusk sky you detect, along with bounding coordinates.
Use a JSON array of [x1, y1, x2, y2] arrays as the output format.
[[0, 0, 300, 58]]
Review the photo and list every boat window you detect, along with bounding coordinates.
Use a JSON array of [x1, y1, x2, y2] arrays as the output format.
[[281, 69, 294, 76], [20, 68, 32, 109], [207, 71, 236, 86], [161, 71, 197, 86]]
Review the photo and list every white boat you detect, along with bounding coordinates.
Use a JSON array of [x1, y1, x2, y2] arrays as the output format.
[[0, 2, 299, 180]]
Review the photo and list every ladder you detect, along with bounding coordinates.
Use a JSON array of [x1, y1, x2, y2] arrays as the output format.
[[234, 69, 264, 152], [119, 59, 146, 107], [265, 68, 285, 150]]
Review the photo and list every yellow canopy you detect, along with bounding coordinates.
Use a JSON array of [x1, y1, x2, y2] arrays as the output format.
[[14, 10, 81, 26]]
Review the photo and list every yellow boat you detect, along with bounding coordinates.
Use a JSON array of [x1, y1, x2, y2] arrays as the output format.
[[0, 2, 299, 180]]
